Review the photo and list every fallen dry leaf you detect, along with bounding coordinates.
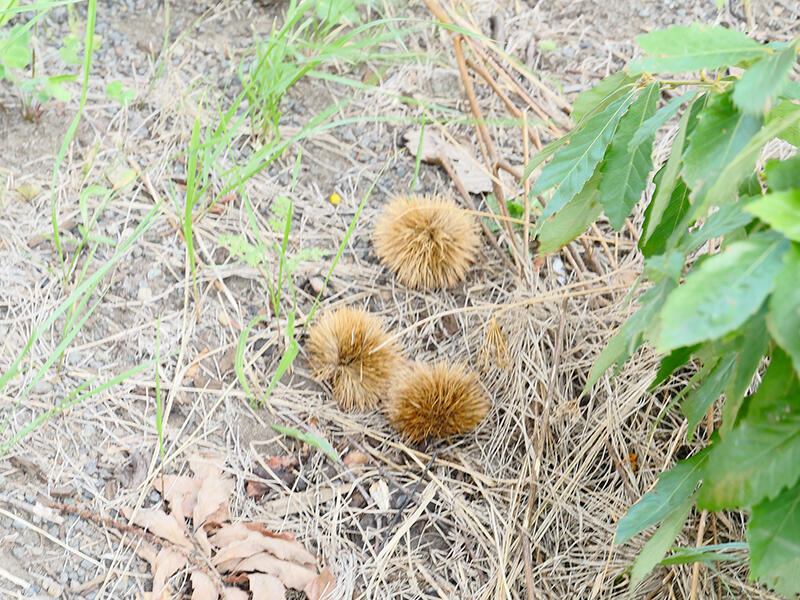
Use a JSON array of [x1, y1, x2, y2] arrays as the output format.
[[248, 573, 285, 600], [212, 531, 316, 567], [222, 588, 249, 600], [154, 475, 201, 522], [121, 507, 191, 547], [193, 471, 235, 527], [245, 479, 271, 499], [190, 570, 218, 600], [403, 128, 493, 194], [267, 456, 297, 470], [232, 552, 317, 590], [189, 454, 226, 481], [342, 450, 369, 466], [152, 548, 187, 596], [304, 567, 336, 600]]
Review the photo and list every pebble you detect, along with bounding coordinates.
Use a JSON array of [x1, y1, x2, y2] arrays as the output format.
[[137, 286, 153, 301], [12, 546, 25, 559], [24, 492, 36, 503], [32, 380, 54, 394], [146, 265, 162, 280]]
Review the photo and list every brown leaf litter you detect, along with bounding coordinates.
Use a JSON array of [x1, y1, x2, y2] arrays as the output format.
[[122, 454, 334, 600]]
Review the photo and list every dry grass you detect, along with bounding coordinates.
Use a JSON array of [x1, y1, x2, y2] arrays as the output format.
[[2, 1, 797, 599]]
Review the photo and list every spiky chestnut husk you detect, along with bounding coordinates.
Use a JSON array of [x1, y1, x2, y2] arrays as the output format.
[[307, 306, 402, 411], [385, 361, 489, 443], [373, 195, 480, 289]]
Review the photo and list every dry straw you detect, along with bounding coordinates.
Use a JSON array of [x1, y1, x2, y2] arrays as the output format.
[[384, 361, 490, 443], [307, 306, 403, 411], [373, 194, 480, 289]]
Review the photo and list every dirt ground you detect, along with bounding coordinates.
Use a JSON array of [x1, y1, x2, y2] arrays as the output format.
[[1, 1, 799, 599]]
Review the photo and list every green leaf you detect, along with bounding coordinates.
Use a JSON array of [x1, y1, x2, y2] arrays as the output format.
[[2, 30, 31, 69], [640, 177, 691, 258], [537, 170, 603, 252], [642, 95, 703, 246], [746, 190, 800, 242], [629, 495, 694, 591], [720, 316, 770, 433], [697, 102, 800, 217], [658, 542, 747, 566], [631, 23, 769, 73], [765, 155, 800, 191], [767, 99, 800, 146], [699, 413, 800, 509], [271, 424, 340, 462], [599, 82, 659, 230], [682, 354, 736, 442], [656, 232, 789, 352], [678, 199, 755, 255], [571, 71, 638, 123], [767, 245, 800, 376], [534, 91, 638, 219], [522, 133, 575, 183], [629, 90, 699, 151], [683, 92, 762, 203], [616, 450, 708, 544], [742, 346, 800, 425], [650, 343, 699, 389], [748, 479, 800, 597], [733, 41, 798, 116], [586, 278, 676, 389]]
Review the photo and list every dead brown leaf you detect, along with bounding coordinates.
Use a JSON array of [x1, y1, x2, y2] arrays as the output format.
[[152, 548, 187, 596], [154, 475, 201, 522], [232, 552, 317, 590], [245, 479, 271, 499], [304, 567, 336, 600], [193, 472, 235, 527], [212, 531, 316, 568], [248, 573, 286, 600], [190, 571, 218, 600], [121, 507, 191, 547], [222, 588, 249, 600], [403, 128, 493, 194]]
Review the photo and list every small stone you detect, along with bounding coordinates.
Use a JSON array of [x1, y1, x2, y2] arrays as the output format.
[[137, 286, 152, 301], [12, 519, 25, 530], [309, 276, 324, 295], [146, 265, 161, 280], [12, 545, 25, 559], [32, 380, 53, 394], [24, 492, 36, 503]]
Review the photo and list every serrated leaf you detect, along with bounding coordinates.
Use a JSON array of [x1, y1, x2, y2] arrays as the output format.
[[682, 354, 736, 442], [650, 343, 699, 389], [537, 170, 602, 252], [641, 177, 691, 258], [586, 278, 676, 389], [616, 450, 708, 544], [765, 155, 800, 191], [742, 346, 800, 425], [522, 134, 575, 183], [733, 41, 798, 116], [746, 190, 800, 242], [678, 198, 755, 255], [629, 495, 694, 591], [699, 413, 800, 509], [720, 316, 769, 433], [767, 245, 800, 376], [631, 23, 768, 73], [697, 102, 800, 218], [533, 91, 638, 220], [571, 71, 639, 123], [656, 232, 789, 352], [683, 92, 762, 202], [748, 480, 800, 597], [629, 90, 699, 151], [642, 95, 704, 246], [599, 83, 659, 230], [767, 99, 800, 146]]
